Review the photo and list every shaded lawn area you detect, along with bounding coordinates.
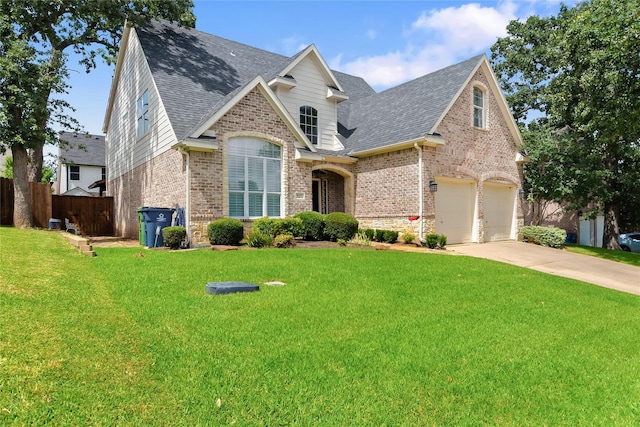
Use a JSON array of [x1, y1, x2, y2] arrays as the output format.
[[565, 244, 640, 267], [1, 227, 639, 426]]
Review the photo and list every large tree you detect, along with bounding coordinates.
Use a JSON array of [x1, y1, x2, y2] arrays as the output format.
[[491, 0, 640, 249], [0, 0, 195, 228]]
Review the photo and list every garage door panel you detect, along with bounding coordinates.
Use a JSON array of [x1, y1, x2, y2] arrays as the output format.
[[484, 184, 515, 242], [435, 180, 476, 244]]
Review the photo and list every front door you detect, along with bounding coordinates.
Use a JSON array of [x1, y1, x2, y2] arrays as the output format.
[[312, 178, 327, 214]]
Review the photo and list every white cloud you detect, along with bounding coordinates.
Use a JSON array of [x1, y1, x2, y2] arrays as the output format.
[[277, 36, 309, 56], [333, 1, 519, 90]]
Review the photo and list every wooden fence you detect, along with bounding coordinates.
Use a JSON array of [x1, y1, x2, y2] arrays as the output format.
[[52, 195, 114, 236], [0, 177, 13, 225], [0, 177, 52, 228], [0, 177, 114, 236]]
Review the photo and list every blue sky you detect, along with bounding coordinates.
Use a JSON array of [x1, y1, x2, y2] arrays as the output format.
[[58, 0, 576, 141]]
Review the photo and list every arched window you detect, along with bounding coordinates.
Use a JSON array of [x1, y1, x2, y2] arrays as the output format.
[[300, 105, 318, 145], [473, 87, 486, 129], [228, 138, 282, 218]]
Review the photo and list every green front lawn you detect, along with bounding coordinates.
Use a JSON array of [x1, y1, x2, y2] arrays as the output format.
[[1, 227, 639, 425]]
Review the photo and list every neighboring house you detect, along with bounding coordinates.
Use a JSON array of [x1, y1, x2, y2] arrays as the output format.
[[56, 132, 106, 196], [103, 20, 525, 245]]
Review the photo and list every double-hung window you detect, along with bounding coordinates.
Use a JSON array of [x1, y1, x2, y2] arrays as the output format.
[[473, 87, 485, 129], [228, 138, 282, 218], [69, 165, 80, 181], [300, 105, 318, 145], [137, 90, 149, 138]]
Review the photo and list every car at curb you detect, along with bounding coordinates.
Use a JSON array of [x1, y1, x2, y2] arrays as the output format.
[[619, 232, 640, 253]]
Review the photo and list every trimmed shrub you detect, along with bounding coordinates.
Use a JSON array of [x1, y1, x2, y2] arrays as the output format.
[[382, 230, 399, 243], [521, 226, 566, 248], [403, 232, 415, 244], [253, 217, 275, 237], [425, 233, 439, 249], [437, 234, 447, 249], [272, 217, 304, 238], [273, 233, 295, 248], [246, 231, 273, 248], [337, 238, 347, 246], [253, 217, 304, 238], [363, 228, 375, 241], [323, 212, 359, 242], [294, 211, 325, 241], [207, 218, 244, 246], [162, 226, 186, 249], [374, 229, 386, 242]]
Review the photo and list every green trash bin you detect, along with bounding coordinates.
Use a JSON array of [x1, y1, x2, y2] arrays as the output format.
[[137, 208, 145, 245]]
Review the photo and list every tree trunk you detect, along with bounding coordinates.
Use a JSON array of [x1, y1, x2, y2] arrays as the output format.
[[12, 145, 32, 228], [28, 145, 44, 183], [602, 202, 620, 250]]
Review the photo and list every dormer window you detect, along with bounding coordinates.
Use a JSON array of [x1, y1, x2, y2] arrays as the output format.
[[473, 87, 486, 129], [300, 105, 318, 145]]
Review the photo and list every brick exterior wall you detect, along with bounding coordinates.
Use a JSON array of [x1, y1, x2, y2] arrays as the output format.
[[109, 148, 186, 239], [188, 87, 312, 245], [349, 66, 524, 241], [110, 66, 523, 245]]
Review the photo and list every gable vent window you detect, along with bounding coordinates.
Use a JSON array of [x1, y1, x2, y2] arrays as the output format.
[[473, 87, 486, 129], [300, 105, 318, 145], [137, 90, 149, 138], [69, 165, 80, 181]]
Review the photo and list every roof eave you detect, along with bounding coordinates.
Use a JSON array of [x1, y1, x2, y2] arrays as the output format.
[[350, 136, 445, 157], [268, 75, 297, 90], [103, 23, 131, 133], [172, 137, 219, 153], [320, 153, 357, 164], [295, 149, 324, 162]]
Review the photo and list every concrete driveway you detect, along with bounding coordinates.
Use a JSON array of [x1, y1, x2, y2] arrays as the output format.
[[450, 241, 640, 296]]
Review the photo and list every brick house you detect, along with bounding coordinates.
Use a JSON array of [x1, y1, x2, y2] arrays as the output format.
[[103, 20, 525, 245]]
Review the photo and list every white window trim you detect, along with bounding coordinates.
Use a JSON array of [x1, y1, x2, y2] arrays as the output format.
[[227, 138, 283, 219], [472, 85, 487, 129], [136, 90, 149, 138], [300, 105, 318, 145]]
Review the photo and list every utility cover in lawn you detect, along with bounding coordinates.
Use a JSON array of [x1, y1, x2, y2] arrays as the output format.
[[205, 282, 259, 295]]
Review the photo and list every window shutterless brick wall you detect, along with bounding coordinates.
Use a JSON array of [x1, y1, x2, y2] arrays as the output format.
[[109, 148, 186, 239], [188, 88, 312, 244]]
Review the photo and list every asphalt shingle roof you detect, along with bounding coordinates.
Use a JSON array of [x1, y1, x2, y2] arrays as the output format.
[[339, 55, 483, 154], [58, 132, 105, 166], [137, 20, 289, 141], [136, 20, 483, 155]]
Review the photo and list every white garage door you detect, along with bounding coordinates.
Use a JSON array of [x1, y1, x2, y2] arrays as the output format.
[[435, 179, 476, 244], [483, 183, 516, 242]]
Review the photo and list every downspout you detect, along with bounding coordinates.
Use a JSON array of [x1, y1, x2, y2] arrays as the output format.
[[178, 147, 191, 242], [414, 142, 425, 243], [185, 150, 190, 241]]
